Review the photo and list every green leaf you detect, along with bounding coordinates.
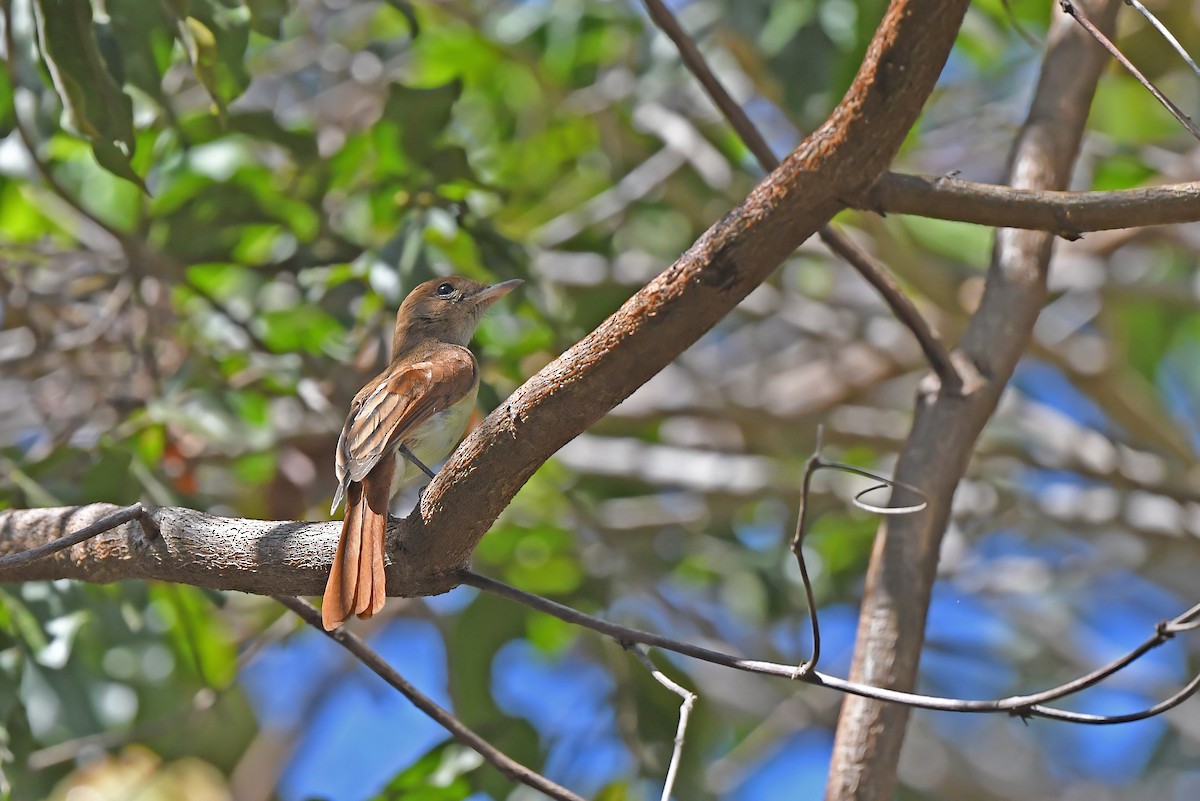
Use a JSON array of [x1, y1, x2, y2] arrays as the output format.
[[33, 0, 142, 188], [371, 741, 477, 801], [90, 138, 148, 192], [181, 17, 226, 114], [168, 0, 252, 110]]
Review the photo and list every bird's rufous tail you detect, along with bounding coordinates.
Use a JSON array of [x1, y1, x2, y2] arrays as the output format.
[[322, 456, 395, 630]]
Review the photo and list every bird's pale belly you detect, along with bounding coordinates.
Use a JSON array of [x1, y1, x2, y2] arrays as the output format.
[[392, 389, 477, 492]]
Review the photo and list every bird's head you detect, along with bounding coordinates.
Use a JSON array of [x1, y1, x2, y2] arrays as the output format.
[[391, 275, 523, 354]]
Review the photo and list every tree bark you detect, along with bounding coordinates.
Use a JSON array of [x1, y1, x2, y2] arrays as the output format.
[[2, 0, 971, 600], [824, 3, 1123, 800]]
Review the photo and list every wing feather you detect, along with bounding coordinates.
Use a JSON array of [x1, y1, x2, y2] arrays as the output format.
[[332, 346, 477, 500]]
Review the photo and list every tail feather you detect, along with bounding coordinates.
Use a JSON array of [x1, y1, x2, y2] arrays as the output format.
[[322, 455, 396, 630]]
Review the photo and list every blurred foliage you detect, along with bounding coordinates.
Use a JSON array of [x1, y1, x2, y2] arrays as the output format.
[[2, 0, 1200, 800]]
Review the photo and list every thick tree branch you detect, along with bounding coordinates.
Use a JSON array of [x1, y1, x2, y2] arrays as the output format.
[[0, 505, 345, 594], [399, 0, 971, 585], [1, 0, 968, 599], [0, 503, 151, 570], [825, 3, 1123, 801], [867, 174, 1200, 234]]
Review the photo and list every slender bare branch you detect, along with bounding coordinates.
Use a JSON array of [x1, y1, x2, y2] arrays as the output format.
[[788, 437, 929, 677], [790, 446, 824, 677], [639, 0, 963, 394], [1124, 0, 1200, 80], [461, 570, 1200, 724], [1060, 1, 1200, 141], [275, 595, 588, 801], [818, 231, 966, 392], [628, 646, 696, 801], [867, 174, 1200, 234]]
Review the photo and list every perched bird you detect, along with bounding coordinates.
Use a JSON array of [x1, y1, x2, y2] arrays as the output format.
[[322, 275, 522, 630]]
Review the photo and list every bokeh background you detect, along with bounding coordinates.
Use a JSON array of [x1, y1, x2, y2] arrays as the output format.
[[3, 0, 1200, 799]]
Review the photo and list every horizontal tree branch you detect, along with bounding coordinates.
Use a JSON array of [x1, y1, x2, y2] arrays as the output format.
[[0, 504, 348, 595], [0, 503, 150, 570], [867, 173, 1200, 235]]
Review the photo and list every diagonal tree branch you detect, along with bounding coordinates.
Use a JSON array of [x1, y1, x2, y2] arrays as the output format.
[[275, 595, 587, 801], [1060, 1, 1200, 141], [1, 0, 970, 599], [825, 2, 1124, 800], [401, 0, 971, 584]]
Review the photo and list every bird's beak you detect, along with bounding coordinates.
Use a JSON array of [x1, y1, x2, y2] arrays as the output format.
[[473, 278, 523, 308]]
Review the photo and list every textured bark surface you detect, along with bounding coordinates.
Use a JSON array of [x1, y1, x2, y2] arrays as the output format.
[[868, 173, 1200, 234], [824, 3, 1123, 801], [1, 0, 970, 601]]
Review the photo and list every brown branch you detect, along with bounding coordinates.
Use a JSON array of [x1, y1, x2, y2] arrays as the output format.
[[0, 505, 347, 594], [826, 2, 1124, 800], [1060, 1, 1200, 141], [643, 0, 1200, 238], [275, 595, 587, 801], [402, 0, 971, 580], [867, 174, 1200, 234], [640, 0, 963, 394], [818, 231, 967, 392], [0, 0, 970, 595], [0, 503, 152, 570]]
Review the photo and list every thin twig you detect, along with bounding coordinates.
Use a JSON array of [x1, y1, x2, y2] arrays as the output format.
[[274, 595, 587, 801], [627, 646, 696, 801], [1001, 0, 1042, 49], [1060, 1, 1200, 141], [789, 440, 824, 676], [818, 232, 964, 393], [1123, 0, 1200, 81], [399, 444, 438, 480], [639, 0, 964, 394], [460, 570, 1200, 724], [788, 429, 928, 676], [0, 504, 149, 569]]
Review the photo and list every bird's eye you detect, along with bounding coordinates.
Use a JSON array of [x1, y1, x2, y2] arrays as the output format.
[[435, 282, 455, 297]]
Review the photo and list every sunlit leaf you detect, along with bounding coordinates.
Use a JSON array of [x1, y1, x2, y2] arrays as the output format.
[[32, 0, 142, 188]]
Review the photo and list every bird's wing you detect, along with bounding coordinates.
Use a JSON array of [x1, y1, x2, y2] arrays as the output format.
[[332, 345, 477, 507]]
